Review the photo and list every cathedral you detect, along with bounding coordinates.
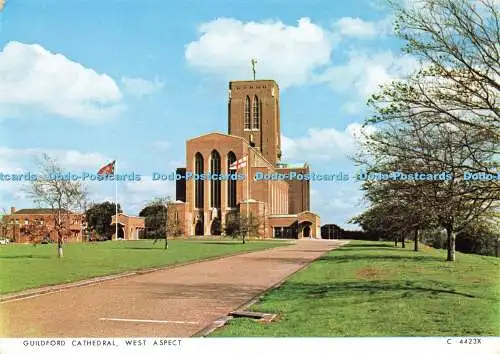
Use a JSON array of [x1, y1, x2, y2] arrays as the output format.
[[172, 79, 320, 239]]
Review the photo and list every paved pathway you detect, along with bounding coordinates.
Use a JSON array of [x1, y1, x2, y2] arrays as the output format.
[[0, 239, 346, 337]]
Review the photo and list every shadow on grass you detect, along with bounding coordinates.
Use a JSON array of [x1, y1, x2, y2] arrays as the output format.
[[342, 243, 393, 248], [282, 249, 332, 253], [319, 254, 438, 263], [110, 246, 167, 250], [195, 241, 242, 246], [270, 280, 492, 301], [334, 247, 402, 253], [0, 254, 51, 259]]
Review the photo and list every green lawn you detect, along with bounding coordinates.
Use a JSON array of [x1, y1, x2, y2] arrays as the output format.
[[0, 239, 287, 295], [211, 241, 500, 336]]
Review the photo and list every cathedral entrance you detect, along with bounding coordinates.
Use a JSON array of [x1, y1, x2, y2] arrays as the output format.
[[299, 221, 312, 239], [195, 220, 204, 236]]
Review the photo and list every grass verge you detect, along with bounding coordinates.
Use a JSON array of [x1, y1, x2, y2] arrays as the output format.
[[0, 239, 287, 294], [211, 240, 500, 336]]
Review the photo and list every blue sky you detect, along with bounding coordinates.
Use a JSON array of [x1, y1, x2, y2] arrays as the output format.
[[0, 0, 418, 228]]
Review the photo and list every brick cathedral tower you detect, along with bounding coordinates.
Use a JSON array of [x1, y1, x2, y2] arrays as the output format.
[[227, 80, 282, 166]]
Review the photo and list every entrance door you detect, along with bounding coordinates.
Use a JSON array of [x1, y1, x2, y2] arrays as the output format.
[[195, 220, 204, 236], [210, 218, 222, 235], [117, 224, 125, 239], [303, 225, 311, 238]]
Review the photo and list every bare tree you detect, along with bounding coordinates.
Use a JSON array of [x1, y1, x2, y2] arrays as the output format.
[[357, 0, 500, 261], [355, 115, 498, 261], [26, 154, 88, 258], [375, 0, 500, 140]]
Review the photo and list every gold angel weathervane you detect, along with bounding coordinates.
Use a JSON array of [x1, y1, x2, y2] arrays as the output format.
[[251, 58, 258, 80]]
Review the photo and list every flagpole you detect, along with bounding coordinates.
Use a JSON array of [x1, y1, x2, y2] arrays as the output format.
[[246, 154, 250, 206], [246, 151, 250, 238], [115, 160, 118, 240]]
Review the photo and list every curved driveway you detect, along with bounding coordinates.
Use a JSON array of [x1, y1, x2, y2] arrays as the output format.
[[0, 239, 345, 337]]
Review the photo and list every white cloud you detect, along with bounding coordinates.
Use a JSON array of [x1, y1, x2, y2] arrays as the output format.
[[0, 146, 179, 215], [334, 16, 393, 38], [0, 146, 181, 217], [317, 50, 419, 114], [281, 123, 375, 162], [185, 17, 333, 88], [0, 147, 112, 212], [150, 140, 171, 151], [281, 123, 373, 228], [0, 41, 125, 122], [320, 50, 419, 96], [169, 160, 184, 168], [123, 176, 175, 214], [0, 147, 111, 170], [311, 183, 365, 229], [121, 77, 164, 97]]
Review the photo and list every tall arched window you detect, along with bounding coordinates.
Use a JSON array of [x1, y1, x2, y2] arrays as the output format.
[[244, 95, 251, 129], [227, 151, 237, 208], [252, 95, 260, 129], [210, 150, 221, 209], [195, 153, 204, 209]]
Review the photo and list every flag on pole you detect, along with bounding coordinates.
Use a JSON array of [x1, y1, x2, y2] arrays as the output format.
[[97, 160, 118, 240], [97, 160, 115, 175], [229, 156, 247, 170]]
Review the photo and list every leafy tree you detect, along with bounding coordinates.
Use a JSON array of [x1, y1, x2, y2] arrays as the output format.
[[163, 199, 183, 248], [85, 201, 122, 240], [456, 214, 500, 256], [141, 197, 182, 249], [224, 211, 262, 244], [139, 198, 168, 240]]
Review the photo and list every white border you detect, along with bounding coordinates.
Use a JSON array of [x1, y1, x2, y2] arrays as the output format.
[[0, 337, 497, 354]]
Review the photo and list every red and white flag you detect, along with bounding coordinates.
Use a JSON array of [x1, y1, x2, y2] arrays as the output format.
[[229, 156, 247, 170], [97, 160, 115, 175]]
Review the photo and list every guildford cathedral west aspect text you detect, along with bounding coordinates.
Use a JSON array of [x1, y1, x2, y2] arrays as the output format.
[[172, 78, 320, 239]]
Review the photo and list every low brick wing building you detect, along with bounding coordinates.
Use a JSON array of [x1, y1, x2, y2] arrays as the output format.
[[111, 213, 145, 240], [1, 207, 84, 243]]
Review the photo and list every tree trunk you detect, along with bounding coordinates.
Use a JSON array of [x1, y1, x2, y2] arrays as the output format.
[[401, 234, 405, 248], [56, 213, 63, 258], [414, 229, 419, 252], [57, 240, 63, 258], [446, 226, 456, 261], [394, 237, 398, 246], [496, 237, 499, 258], [164, 237, 168, 249]]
